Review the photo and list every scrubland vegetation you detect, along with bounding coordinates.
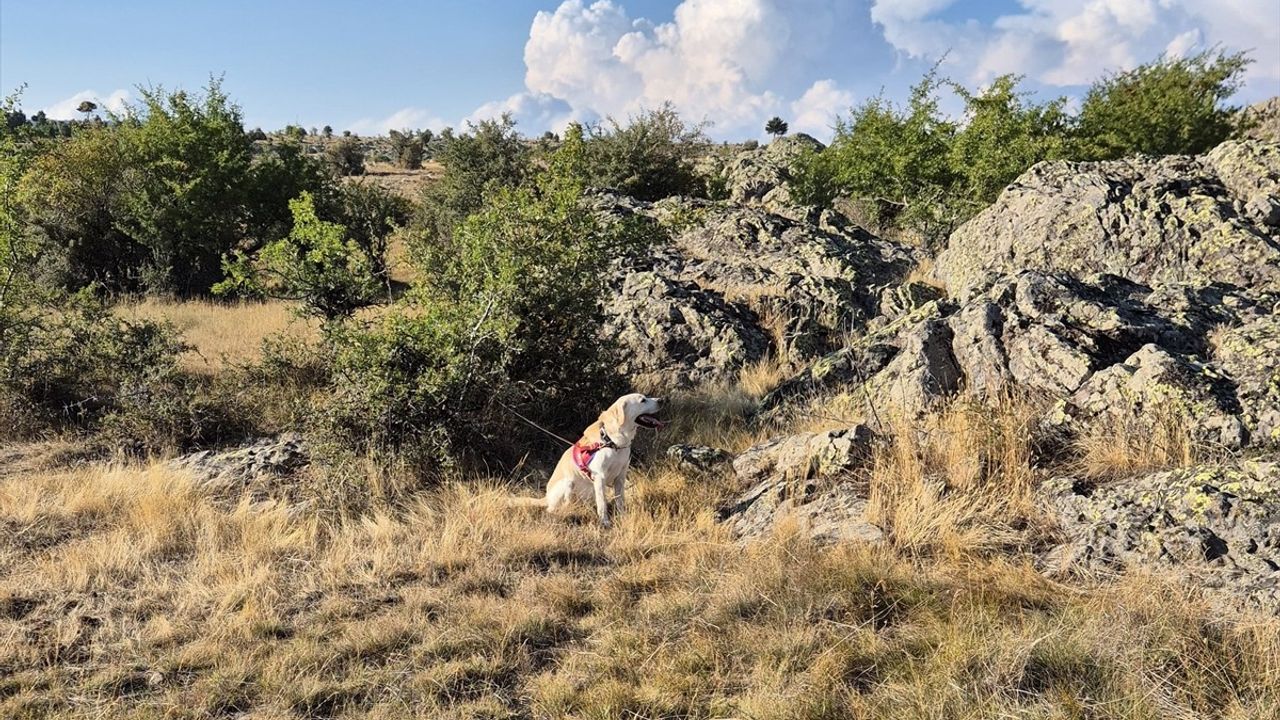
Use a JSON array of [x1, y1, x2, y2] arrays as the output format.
[[1, 49, 1276, 718]]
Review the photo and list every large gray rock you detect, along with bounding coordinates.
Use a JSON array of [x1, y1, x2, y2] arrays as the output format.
[[732, 425, 875, 488], [720, 424, 882, 544], [937, 140, 1280, 299], [1061, 344, 1246, 450], [170, 433, 309, 489], [721, 133, 825, 217], [594, 191, 916, 388], [1243, 97, 1280, 143], [603, 271, 770, 388], [1042, 458, 1280, 612], [1214, 312, 1280, 446]]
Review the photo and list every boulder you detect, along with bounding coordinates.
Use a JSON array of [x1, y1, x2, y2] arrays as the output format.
[[603, 270, 770, 388], [722, 133, 825, 216], [1042, 458, 1280, 612], [666, 444, 734, 474], [170, 433, 309, 489], [594, 191, 917, 387], [1214, 312, 1280, 446], [1061, 344, 1247, 450], [937, 140, 1280, 299], [718, 476, 883, 545], [1243, 97, 1280, 143], [732, 425, 875, 488]]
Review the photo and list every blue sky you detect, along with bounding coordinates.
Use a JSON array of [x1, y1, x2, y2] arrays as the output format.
[[3, 0, 1278, 140]]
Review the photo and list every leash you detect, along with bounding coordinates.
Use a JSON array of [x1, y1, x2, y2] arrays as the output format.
[[496, 400, 575, 447]]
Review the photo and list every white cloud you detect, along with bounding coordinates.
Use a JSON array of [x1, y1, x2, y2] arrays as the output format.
[[489, 0, 859, 137], [463, 91, 580, 133], [870, 0, 1280, 96], [347, 107, 448, 135], [43, 89, 131, 120], [789, 79, 853, 140]]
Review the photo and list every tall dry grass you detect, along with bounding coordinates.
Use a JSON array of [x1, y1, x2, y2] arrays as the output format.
[[1, 450, 1274, 719], [118, 297, 317, 373]]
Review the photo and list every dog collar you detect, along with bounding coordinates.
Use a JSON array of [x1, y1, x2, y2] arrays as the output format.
[[572, 429, 620, 474]]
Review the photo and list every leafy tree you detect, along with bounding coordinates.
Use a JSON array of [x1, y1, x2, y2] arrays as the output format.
[[18, 125, 145, 289], [581, 104, 710, 201], [325, 125, 651, 470], [216, 192, 379, 321], [414, 114, 529, 245], [331, 181, 411, 294], [325, 135, 365, 176], [765, 116, 788, 137], [113, 79, 257, 295], [322, 125, 333, 138], [388, 129, 425, 169], [949, 75, 1070, 206], [247, 127, 268, 141], [1075, 49, 1251, 159], [77, 100, 97, 116]]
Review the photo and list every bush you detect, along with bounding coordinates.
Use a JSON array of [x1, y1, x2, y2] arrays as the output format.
[[13, 81, 340, 296], [582, 104, 710, 200], [322, 127, 652, 471], [325, 135, 365, 176], [216, 192, 381, 321], [1075, 50, 1250, 160], [414, 115, 529, 245], [388, 129, 424, 169]]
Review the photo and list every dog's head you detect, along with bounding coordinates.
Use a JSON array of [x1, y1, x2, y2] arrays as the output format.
[[598, 393, 666, 445]]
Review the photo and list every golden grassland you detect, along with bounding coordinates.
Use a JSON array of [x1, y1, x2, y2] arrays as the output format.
[[3, 300, 1277, 719]]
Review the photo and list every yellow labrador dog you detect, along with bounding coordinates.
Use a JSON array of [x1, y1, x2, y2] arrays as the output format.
[[511, 393, 665, 527]]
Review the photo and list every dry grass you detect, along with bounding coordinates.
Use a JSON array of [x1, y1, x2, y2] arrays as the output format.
[[1073, 402, 1199, 482], [118, 297, 318, 373], [2, 374, 1277, 719]]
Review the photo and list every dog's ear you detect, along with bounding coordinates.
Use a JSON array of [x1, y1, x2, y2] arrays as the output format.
[[600, 403, 625, 439]]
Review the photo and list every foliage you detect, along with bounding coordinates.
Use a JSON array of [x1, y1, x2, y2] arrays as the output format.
[[948, 75, 1071, 207], [388, 128, 424, 169], [324, 126, 651, 470], [325, 135, 365, 176], [108, 80, 257, 295], [18, 125, 147, 289], [582, 104, 711, 201], [1075, 50, 1251, 160], [765, 116, 788, 137], [216, 192, 380, 321], [413, 114, 529, 244]]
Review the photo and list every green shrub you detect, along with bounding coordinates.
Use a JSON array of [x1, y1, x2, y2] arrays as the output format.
[[0, 290, 188, 443], [321, 126, 652, 471], [1075, 49, 1250, 160], [414, 115, 529, 245], [325, 135, 365, 176], [582, 104, 710, 200], [113, 80, 258, 295], [388, 129, 425, 169], [216, 192, 381, 321]]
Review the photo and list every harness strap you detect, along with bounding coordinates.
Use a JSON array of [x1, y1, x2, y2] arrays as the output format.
[[572, 428, 618, 474]]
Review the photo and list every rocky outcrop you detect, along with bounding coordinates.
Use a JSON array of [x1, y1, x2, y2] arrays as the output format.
[[170, 433, 309, 490], [721, 133, 825, 218], [719, 424, 882, 543], [594, 190, 917, 387], [603, 271, 770, 388], [1042, 458, 1280, 613], [936, 140, 1280, 299], [666, 444, 734, 474], [731, 425, 875, 488], [1244, 97, 1280, 143]]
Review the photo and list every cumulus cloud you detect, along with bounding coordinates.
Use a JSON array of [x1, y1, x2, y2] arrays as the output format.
[[870, 0, 1280, 95], [463, 91, 580, 133], [473, 0, 861, 137], [347, 107, 448, 135], [789, 79, 853, 139], [43, 89, 131, 119]]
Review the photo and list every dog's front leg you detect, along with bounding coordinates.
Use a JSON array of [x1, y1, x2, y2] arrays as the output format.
[[592, 471, 611, 528], [611, 473, 626, 518]]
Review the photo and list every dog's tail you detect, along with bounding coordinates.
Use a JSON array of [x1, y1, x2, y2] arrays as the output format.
[[505, 495, 546, 510]]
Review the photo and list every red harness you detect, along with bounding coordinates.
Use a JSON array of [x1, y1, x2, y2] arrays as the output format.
[[572, 440, 606, 475]]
